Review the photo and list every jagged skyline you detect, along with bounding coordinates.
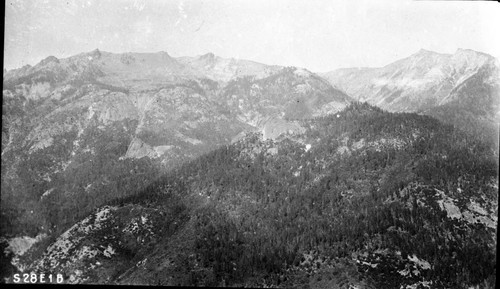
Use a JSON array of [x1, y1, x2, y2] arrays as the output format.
[[4, 0, 500, 72]]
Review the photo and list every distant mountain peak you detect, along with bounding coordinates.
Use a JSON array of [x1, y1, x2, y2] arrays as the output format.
[[453, 48, 493, 59], [158, 50, 170, 57], [200, 52, 215, 58], [456, 48, 475, 53], [417, 48, 434, 54], [413, 48, 442, 55], [89, 48, 102, 59], [292, 67, 313, 77], [410, 49, 443, 58], [321, 48, 499, 115], [198, 52, 217, 63], [39, 55, 60, 65]]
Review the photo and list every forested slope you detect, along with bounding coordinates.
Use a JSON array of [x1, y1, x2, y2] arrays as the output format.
[[16, 103, 498, 288]]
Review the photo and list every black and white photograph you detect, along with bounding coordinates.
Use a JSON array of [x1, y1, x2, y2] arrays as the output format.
[[2, 0, 499, 287]]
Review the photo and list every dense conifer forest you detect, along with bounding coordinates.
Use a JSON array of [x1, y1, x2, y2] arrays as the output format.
[[86, 102, 498, 288]]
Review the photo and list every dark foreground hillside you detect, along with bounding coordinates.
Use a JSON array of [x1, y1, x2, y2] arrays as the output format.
[[14, 103, 498, 288]]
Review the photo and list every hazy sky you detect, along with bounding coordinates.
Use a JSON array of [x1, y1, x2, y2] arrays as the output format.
[[4, 0, 500, 71]]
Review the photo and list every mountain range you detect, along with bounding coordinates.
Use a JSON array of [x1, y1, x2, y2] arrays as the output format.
[[320, 49, 498, 113], [1, 48, 499, 288], [320, 48, 500, 145]]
